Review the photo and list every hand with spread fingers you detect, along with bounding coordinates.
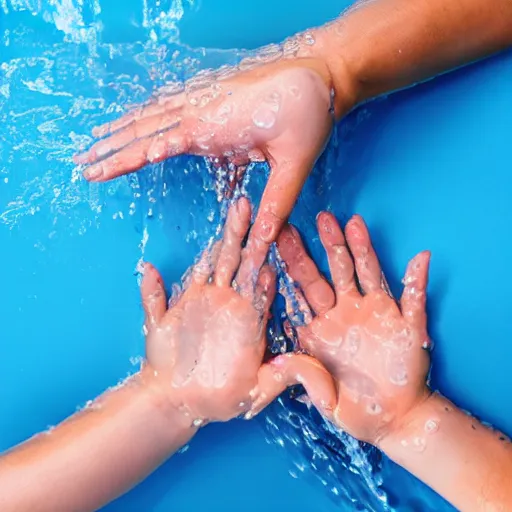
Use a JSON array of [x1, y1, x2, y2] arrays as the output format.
[[275, 212, 432, 445], [76, 58, 339, 282], [140, 197, 333, 425]]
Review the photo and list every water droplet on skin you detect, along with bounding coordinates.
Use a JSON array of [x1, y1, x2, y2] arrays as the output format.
[[193, 418, 205, 427], [411, 437, 426, 452], [400, 439, 408, 447], [303, 31, 316, 45], [424, 419, 439, 434], [252, 107, 277, 129], [252, 91, 280, 129], [389, 365, 408, 386], [179, 404, 192, 417], [366, 402, 382, 415], [239, 401, 246, 408], [273, 372, 283, 382], [248, 148, 265, 162], [345, 327, 361, 355]]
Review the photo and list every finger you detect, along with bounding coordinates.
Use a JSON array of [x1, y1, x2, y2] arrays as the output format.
[[214, 197, 252, 287], [276, 224, 335, 315], [281, 281, 313, 327], [344, 215, 383, 294], [253, 264, 277, 316], [246, 354, 337, 420], [236, 160, 311, 293], [380, 271, 394, 298], [77, 111, 182, 166], [91, 94, 185, 138], [141, 263, 167, 329], [316, 211, 358, 296], [81, 128, 190, 182], [400, 251, 431, 333], [191, 241, 222, 286]]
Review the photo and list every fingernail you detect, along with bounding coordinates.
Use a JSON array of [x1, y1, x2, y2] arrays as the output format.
[[318, 212, 333, 233], [83, 165, 103, 182], [258, 220, 277, 243]]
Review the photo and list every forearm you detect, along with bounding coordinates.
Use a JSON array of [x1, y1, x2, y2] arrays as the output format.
[[0, 368, 195, 512], [303, 0, 512, 117], [380, 392, 512, 511]]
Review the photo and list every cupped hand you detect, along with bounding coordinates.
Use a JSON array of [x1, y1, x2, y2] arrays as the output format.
[[139, 198, 334, 426], [275, 212, 432, 445], [77, 58, 336, 287]]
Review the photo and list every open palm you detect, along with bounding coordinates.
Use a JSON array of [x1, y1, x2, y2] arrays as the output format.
[[276, 212, 432, 445]]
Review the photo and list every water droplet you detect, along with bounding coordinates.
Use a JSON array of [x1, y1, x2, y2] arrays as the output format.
[[345, 327, 361, 355], [178, 404, 192, 417], [366, 402, 382, 415], [272, 371, 283, 382], [424, 419, 439, 434], [252, 107, 277, 129], [411, 436, 426, 452], [402, 275, 414, 285], [177, 444, 189, 454], [239, 401, 246, 408], [193, 418, 205, 427], [251, 91, 280, 129], [303, 31, 316, 45], [248, 148, 265, 162], [390, 367, 408, 386]]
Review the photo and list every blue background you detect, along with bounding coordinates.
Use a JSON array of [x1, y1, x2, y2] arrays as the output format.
[[1, 0, 511, 510]]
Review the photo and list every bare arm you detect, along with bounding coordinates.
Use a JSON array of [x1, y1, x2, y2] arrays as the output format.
[[304, 0, 512, 116], [78, 0, 512, 288], [276, 213, 512, 511], [0, 369, 195, 512], [380, 392, 512, 511], [0, 200, 321, 512]]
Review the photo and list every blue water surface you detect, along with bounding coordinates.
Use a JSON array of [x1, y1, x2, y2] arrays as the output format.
[[1, 1, 511, 511]]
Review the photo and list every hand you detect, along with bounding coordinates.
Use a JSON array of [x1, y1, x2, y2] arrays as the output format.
[[139, 198, 333, 426], [276, 212, 432, 445], [76, 57, 339, 286]]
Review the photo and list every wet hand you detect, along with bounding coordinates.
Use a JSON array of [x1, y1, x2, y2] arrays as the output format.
[[276, 212, 432, 445], [76, 58, 335, 286], [139, 198, 333, 427]]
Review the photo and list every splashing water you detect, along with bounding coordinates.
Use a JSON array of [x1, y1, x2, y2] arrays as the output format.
[[1, 2, 455, 511]]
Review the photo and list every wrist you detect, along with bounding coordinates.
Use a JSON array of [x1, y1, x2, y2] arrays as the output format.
[[378, 390, 447, 456], [292, 26, 361, 120], [138, 365, 198, 450]]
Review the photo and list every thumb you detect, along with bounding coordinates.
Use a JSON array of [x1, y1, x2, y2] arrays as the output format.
[[247, 353, 337, 420]]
